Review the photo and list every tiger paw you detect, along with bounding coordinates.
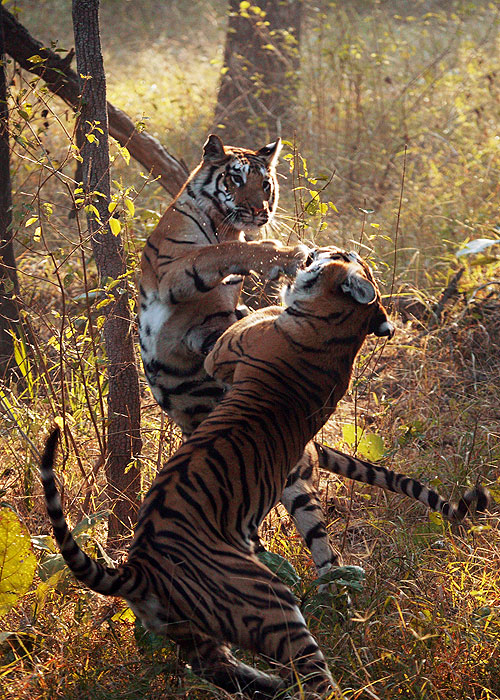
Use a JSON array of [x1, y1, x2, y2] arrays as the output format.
[[266, 244, 310, 280]]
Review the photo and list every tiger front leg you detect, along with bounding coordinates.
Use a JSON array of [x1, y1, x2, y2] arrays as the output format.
[[157, 240, 308, 305]]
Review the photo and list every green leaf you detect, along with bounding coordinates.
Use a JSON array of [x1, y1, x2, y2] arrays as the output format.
[[358, 432, 385, 461], [35, 569, 68, 605], [27, 54, 47, 64], [31, 535, 55, 553], [37, 552, 67, 582], [134, 617, 170, 653], [311, 565, 365, 592], [257, 550, 301, 589], [0, 508, 37, 617], [71, 510, 109, 539]]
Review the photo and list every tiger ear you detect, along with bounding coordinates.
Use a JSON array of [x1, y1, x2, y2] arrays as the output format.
[[340, 268, 376, 305], [256, 138, 282, 168], [203, 134, 226, 162]]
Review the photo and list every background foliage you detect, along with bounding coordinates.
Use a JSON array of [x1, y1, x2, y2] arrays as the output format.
[[1, 1, 499, 698]]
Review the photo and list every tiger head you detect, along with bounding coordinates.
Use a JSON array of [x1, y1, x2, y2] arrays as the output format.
[[282, 247, 395, 339], [192, 134, 281, 238]]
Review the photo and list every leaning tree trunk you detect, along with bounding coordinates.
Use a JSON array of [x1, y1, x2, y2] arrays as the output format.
[[0, 11, 20, 379], [72, 0, 141, 539], [0, 5, 189, 196], [214, 0, 303, 145]]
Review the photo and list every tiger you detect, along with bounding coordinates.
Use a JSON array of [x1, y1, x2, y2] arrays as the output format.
[[137, 135, 487, 583], [138, 132, 306, 435], [42, 248, 488, 699]]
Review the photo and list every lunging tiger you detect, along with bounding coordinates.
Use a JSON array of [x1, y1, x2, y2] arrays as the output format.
[[138, 135, 487, 582], [42, 248, 487, 699]]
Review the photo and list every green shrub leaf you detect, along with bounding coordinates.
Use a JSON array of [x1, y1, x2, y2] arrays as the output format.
[[257, 550, 301, 589], [342, 424, 385, 461], [311, 565, 365, 592]]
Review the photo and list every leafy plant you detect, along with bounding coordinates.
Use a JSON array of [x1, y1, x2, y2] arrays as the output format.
[[0, 507, 36, 617], [32, 510, 111, 592], [341, 423, 386, 461]]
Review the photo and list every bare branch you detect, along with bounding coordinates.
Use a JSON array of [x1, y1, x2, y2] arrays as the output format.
[[1, 5, 189, 196]]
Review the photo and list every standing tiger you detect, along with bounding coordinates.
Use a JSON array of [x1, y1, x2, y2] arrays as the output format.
[[42, 248, 487, 699], [138, 133, 305, 434], [138, 135, 488, 582]]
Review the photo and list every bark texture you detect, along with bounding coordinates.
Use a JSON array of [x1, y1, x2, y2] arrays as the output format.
[[1, 5, 189, 196], [72, 0, 141, 538], [0, 11, 20, 378], [214, 0, 303, 144]]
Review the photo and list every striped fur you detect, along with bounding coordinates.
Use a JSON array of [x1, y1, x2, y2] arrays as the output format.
[[42, 249, 397, 699], [137, 135, 394, 584], [138, 134, 306, 435], [139, 139, 489, 586]]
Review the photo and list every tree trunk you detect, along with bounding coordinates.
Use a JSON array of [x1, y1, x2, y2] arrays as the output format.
[[72, 0, 141, 539], [214, 0, 303, 145], [0, 10, 20, 379], [1, 5, 189, 196]]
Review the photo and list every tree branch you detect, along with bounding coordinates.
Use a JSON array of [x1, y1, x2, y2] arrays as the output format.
[[1, 5, 189, 196]]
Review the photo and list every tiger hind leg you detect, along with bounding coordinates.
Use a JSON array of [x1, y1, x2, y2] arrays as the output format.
[[220, 557, 342, 698], [179, 636, 287, 699], [178, 554, 342, 698], [281, 442, 341, 580]]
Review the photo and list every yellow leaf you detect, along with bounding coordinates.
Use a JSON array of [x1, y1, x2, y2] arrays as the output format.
[[125, 198, 135, 217], [34, 226, 42, 242], [118, 146, 130, 165], [112, 606, 136, 623], [108, 201, 117, 213], [109, 217, 121, 236], [84, 204, 101, 221], [25, 217, 38, 227], [0, 509, 36, 617]]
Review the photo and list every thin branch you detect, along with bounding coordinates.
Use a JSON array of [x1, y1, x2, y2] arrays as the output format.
[[1, 5, 189, 196]]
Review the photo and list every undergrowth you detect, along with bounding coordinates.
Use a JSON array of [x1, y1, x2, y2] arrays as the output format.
[[1, 1, 499, 698]]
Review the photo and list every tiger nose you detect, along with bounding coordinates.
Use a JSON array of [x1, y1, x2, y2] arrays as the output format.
[[251, 205, 267, 216]]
